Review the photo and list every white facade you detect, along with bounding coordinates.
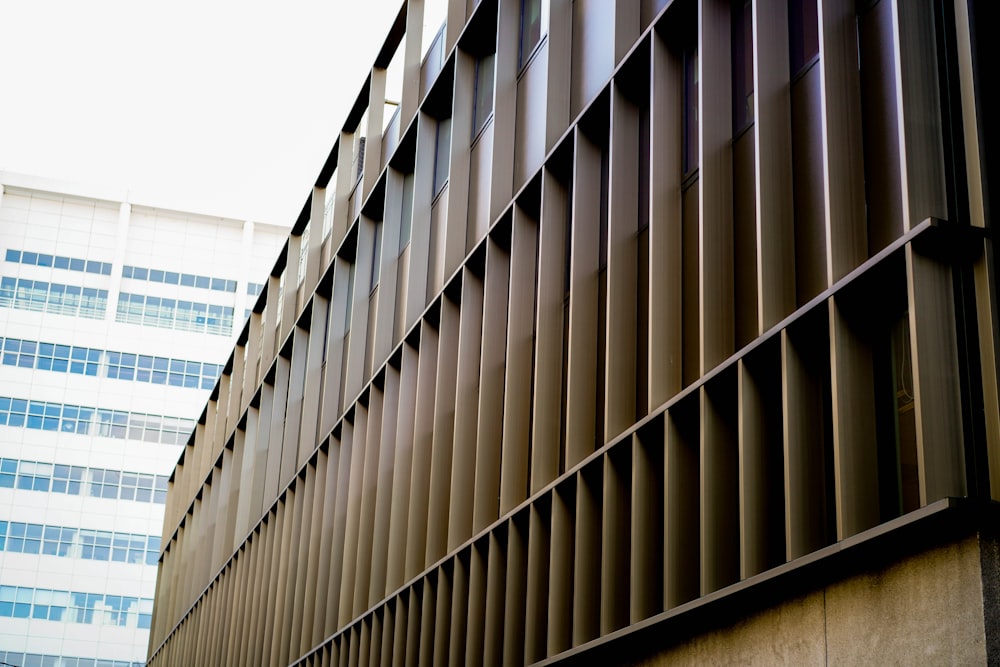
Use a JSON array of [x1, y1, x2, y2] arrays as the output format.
[[0, 172, 287, 666]]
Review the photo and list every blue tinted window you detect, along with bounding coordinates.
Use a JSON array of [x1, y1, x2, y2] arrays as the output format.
[[5, 250, 19, 262], [70, 258, 85, 271]]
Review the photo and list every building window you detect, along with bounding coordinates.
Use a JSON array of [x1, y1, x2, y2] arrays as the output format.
[[370, 222, 382, 293], [788, 0, 819, 78], [0, 520, 161, 566], [0, 395, 195, 446], [400, 173, 415, 252], [0, 457, 169, 504], [519, 0, 543, 68], [433, 117, 452, 196], [0, 277, 107, 320], [682, 41, 699, 175], [732, 0, 754, 133], [473, 53, 496, 137]]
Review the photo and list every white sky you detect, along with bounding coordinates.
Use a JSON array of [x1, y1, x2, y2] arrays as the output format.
[[0, 0, 404, 226]]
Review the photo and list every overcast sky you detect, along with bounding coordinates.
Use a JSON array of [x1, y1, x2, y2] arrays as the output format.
[[0, 0, 403, 225]]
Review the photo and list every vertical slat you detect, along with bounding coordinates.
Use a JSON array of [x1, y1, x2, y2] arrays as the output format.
[[738, 345, 785, 579], [782, 316, 834, 560], [892, 0, 949, 229], [418, 575, 437, 667], [531, 171, 569, 490], [465, 542, 489, 666], [432, 566, 453, 667], [313, 443, 341, 641], [753, 0, 796, 329], [601, 447, 631, 633], [301, 451, 329, 653], [386, 342, 419, 593], [483, 530, 508, 667], [547, 479, 575, 656], [448, 266, 485, 548], [631, 421, 664, 622], [665, 401, 699, 608], [340, 411, 368, 626], [405, 320, 439, 578], [648, 32, 683, 407], [445, 53, 473, 277], [906, 246, 967, 502], [524, 496, 551, 663], [356, 388, 386, 614], [291, 466, 317, 657], [474, 237, 511, 530], [491, 0, 519, 220], [500, 209, 540, 513], [829, 297, 881, 538], [427, 296, 460, 563], [327, 427, 355, 634], [699, 0, 734, 372], [503, 515, 529, 667], [448, 552, 470, 667], [700, 376, 739, 595], [370, 366, 401, 607], [572, 464, 602, 646], [566, 127, 603, 464], [606, 82, 639, 439]]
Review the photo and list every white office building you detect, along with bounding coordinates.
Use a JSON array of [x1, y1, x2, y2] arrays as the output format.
[[0, 172, 287, 666]]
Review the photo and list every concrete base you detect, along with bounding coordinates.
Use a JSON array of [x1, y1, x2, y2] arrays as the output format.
[[635, 535, 990, 666]]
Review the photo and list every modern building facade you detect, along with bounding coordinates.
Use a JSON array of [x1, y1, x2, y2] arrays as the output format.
[[147, 0, 1000, 664], [0, 172, 287, 666]]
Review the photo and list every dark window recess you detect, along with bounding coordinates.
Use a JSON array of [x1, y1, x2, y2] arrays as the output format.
[[519, 0, 543, 68], [788, 0, 819, 77], [732, 0, 754, 133], [683, 41, 699, 175], [473, 53, 496, 137]]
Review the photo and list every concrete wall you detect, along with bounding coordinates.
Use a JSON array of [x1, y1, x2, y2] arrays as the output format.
[[636, 536, 988, 666]]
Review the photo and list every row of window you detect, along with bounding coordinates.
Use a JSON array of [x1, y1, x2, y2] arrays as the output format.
[[0, 651, 144, 667], [0, 585, 153, 629], [0, 336, 223, 390], [0, 277, 107, 320], [122, 264, 237, 293], [0, 521, 160, 566], [5, 249, 113, 276], [115, 292, 234, 337], [0, 458, 168, 504], [0, 396, 196, 446]]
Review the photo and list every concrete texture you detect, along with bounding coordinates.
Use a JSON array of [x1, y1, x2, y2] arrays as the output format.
[[637, 536, 988, 666], [825, 536, 987, 666], [637, 591, 827, 666]]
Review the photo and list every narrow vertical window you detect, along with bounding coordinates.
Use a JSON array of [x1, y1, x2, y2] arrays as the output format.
[[788, 0, 825, 303], [370, 223, 382, 292], [788, 0, 819, 77], [433, 117, 452, 196], [682, 41, 699, 174], [473, 53, 496, 137], [732, 0, 754, 133], [519, 0, 543, 68], [399, 173, 415, 251]]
